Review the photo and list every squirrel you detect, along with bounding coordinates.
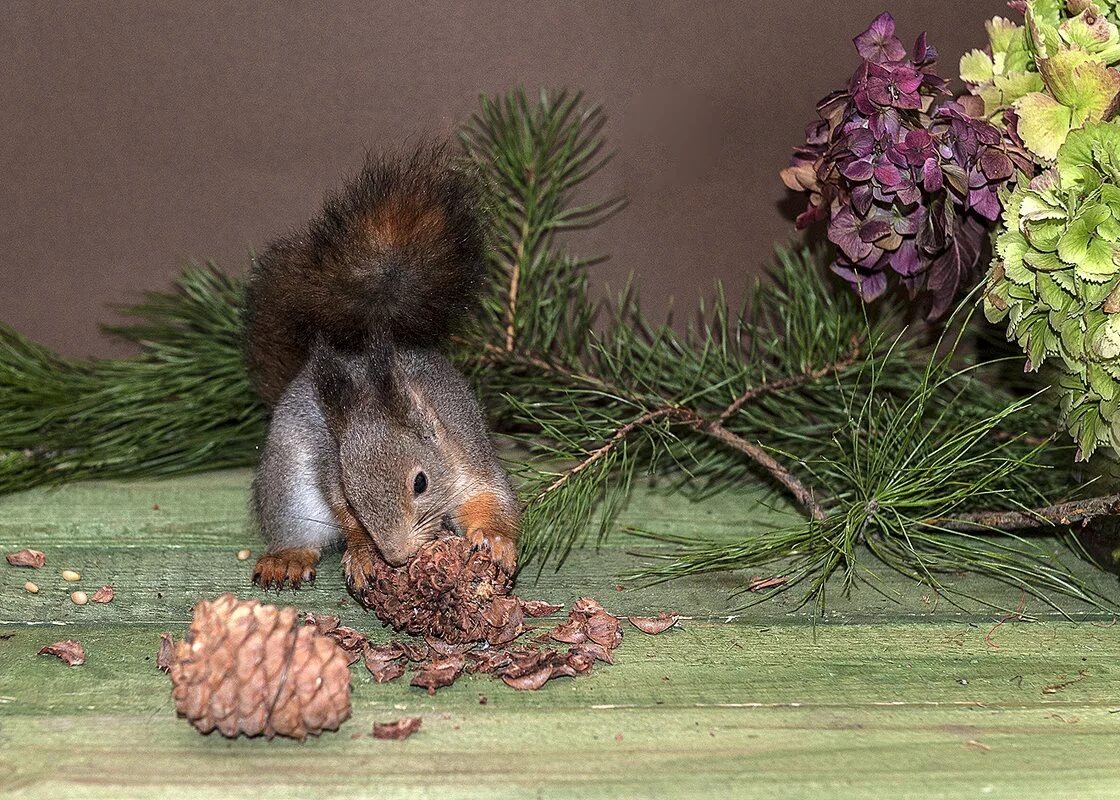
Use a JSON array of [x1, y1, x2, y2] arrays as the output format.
[[242, 144, 521, 592]]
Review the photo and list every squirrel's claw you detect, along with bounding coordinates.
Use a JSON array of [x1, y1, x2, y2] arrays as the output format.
[[466, 527, 518, 574], [252, 549, 319, 590], [342, 544, 378, 595], [457, 491, 520, 574]]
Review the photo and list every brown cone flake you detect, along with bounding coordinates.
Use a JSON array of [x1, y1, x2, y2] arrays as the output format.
[[6, 549, 45, 568], [363, 641, 406, 662], [372, 716, 423, 740], [572, 641, 615, 664], [498, 649, 579, 690], [326, 626, 368, 654], [628, 612, 679, 635], [366, 658, 406, 684], [521, 600, 563, 617], [303, 612, 342, 635], [38, 639, 85, 666], [465, 648, 513, 674], [90, 585, 115, 604], [548, 619, 587, 644], [157, 632, 175, 673], [167, 593, 352, 740], [410, 655, 466, 695], [399, 640, 430, 662]]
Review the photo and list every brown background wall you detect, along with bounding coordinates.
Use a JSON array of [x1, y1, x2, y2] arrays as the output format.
[[0, 0, 1002, 357]]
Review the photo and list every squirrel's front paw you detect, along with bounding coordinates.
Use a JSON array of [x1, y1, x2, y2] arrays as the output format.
[[457, 491, 520, 573], [342, 545, 378, 594], [252, 548, 319, 590], [466, 527, 518, 573]]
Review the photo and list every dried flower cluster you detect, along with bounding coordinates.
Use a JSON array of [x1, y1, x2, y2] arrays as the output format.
[[957, 0, 1120, 458], [961, 0, 1120, 162], [783, 12, 1027, 316]]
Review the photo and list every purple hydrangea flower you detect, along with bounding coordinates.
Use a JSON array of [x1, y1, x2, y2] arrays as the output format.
[[853, 12, 908, 64], [779, 13, 1030, 318]]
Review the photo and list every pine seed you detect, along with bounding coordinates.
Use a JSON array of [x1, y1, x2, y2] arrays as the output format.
[[71, 590, 88, 605], [24, 581, 39, 594], [236, 549, 252, 561], [61, 569, 81, 582]]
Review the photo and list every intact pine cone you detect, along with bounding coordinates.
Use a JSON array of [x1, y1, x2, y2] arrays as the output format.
[[169, 593, 351, 740], [349, 536, 521, 645]]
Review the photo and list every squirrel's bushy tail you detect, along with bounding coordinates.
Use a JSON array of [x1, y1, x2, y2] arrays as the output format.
[[244, 144, 487, 406]]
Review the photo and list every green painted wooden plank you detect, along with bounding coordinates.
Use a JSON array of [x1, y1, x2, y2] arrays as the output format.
[[1, 471, 1116, 624], [2, 543, 1116, 627], [2, 622, 1120, 799], [3, 471, 1120, 797], [0, 469, 793, 549]]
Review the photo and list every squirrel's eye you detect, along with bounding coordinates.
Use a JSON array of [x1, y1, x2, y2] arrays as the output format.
[[413, 471, 428, 495]]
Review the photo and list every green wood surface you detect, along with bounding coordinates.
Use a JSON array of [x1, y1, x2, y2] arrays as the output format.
[[2, 469, 1120, 799]]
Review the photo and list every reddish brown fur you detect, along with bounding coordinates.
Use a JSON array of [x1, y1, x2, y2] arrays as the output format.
[[365, 195, 446, 251], [327, 495, 381, 594], [242, 145, 486, 407], [457, 491, 520, 572], [253, 548, 320, 589]]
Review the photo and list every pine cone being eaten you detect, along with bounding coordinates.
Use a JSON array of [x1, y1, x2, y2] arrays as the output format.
[[169, 593, 351, 740], [348, 536, 521, 645]]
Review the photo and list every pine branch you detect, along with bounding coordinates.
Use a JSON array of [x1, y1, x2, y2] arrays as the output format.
[[699, 419, 826, 521], [0, 264, 263, 493], [716, 336, 861, 424], [460, 88, 626, 356], [524, 340, 855, 519]]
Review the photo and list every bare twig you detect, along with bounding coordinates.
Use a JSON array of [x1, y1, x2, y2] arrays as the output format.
[[926, 493, 1120, 533], [530, 407, 683, 504], [700, 420, 826, 521], [531, 405, 827, 522], [717, 336, 862, 423], [504, 221, 528, 351]]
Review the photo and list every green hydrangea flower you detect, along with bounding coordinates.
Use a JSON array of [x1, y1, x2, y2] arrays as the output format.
[[961, 1, 1120, 161], [960, 16, 1044, 116], [985, 122, 1120, 459]]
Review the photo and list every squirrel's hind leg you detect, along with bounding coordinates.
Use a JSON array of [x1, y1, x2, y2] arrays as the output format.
[[251, 383, 343, 590], [253, 548, 320, 589]]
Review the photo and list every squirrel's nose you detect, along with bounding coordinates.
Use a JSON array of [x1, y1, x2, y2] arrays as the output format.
[[374, 537, 414, 567]]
